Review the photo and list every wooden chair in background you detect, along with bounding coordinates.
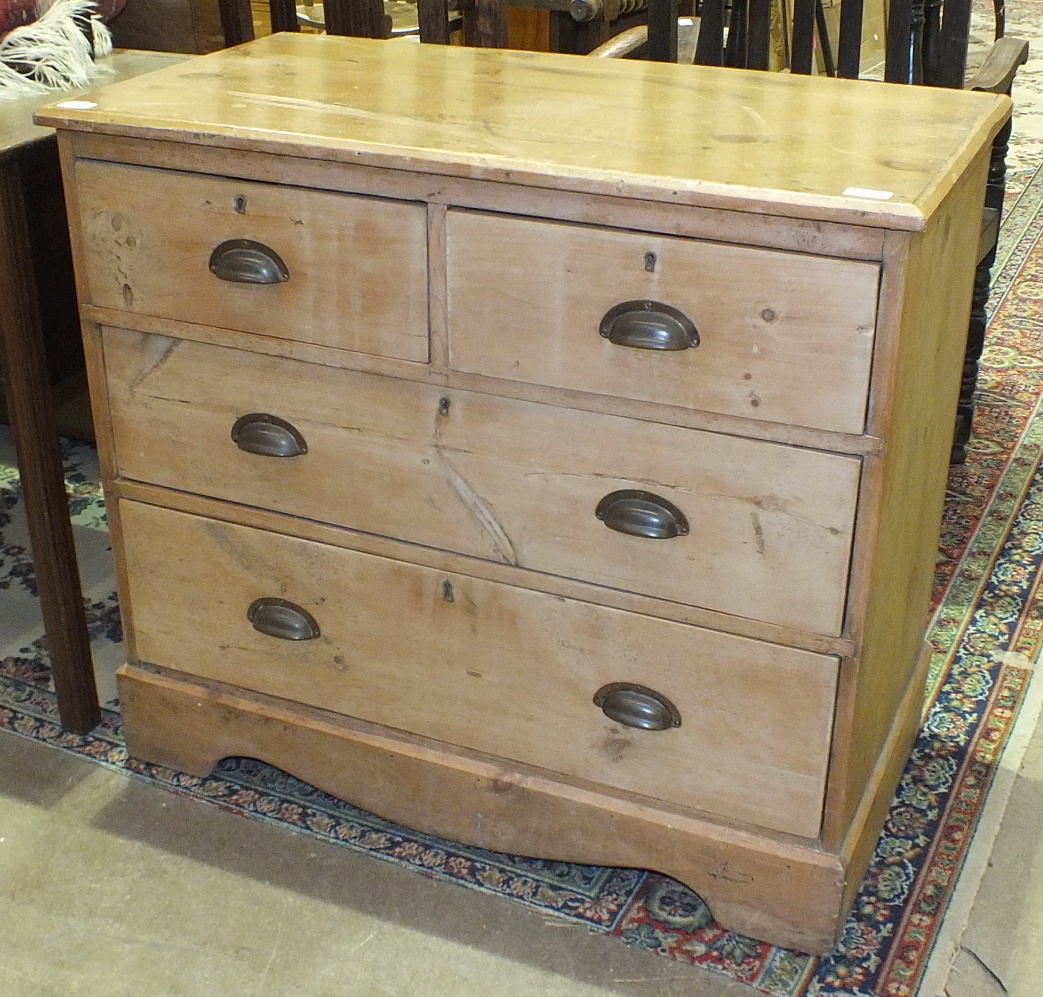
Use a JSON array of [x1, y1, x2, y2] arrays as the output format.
[[414, 0, 663, 53], [217, 0, 394, 44]]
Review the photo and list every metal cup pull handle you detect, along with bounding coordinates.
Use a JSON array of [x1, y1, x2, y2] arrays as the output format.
[[595, 489, 689, 539], [599, 300, 699, 351], [231, 413, 308, 458], [247, 598, 320, 641], [209, 239, 290, 284], [594, 683, 682, 731]]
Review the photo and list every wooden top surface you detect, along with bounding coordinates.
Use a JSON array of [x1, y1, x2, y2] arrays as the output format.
[[1, 50, 185, 162], [35, 34, 1010, 229]]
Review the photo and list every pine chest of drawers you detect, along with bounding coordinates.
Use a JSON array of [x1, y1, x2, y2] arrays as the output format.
[[39, 34, 1009, 953]]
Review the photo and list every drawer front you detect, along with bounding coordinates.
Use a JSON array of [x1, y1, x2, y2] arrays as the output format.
[[119, 500, 839, 839], [105, 329, 860, 635], [74, 160, 429, 362], [446, 210, 880, 434]]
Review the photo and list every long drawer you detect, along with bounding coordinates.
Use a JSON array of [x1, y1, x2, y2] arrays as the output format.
[[119, 499, 839, 838], [446, 210, 880, 434], [104, 328, 861, 635], [73, 161, 430, 362]]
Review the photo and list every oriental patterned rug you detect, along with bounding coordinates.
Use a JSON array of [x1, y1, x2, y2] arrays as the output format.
[[4, 162, 1043, 997]]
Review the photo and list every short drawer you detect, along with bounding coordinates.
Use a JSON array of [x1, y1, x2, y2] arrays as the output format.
[[446, 210, 880, 434], [104, 328, 860, 636], [119, 499, 839, 839], [74, 160, 429, 362]]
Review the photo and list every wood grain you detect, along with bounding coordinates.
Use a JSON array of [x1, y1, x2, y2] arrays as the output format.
[[119, 664, 850, 953], [35, 34, 1010, 230], [823, 151, 992, 846], [74, 160, 429, 362], [62, 129, 890, 263], [103, 327, 861, 635], [83, 304, 884, 456], [111, 476, 858, 657], [447, 209, 880, 434], [115, 499, 839, 838]]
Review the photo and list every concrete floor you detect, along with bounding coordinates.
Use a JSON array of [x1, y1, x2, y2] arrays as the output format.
[[0, 734, 760, 997]]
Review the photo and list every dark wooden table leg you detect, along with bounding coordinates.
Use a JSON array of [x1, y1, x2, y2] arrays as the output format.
[[0, 156, 100, 735]]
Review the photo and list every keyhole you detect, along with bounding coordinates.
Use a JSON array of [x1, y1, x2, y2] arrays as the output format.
[[644, 252, 657, 272], [441, 580, 455, 603], [438, 397, 451, 416], [234, 195, 247, 214]]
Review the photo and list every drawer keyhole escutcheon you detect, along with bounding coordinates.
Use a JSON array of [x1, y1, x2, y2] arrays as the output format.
[[596, 489, 689, 540], [599, 300, 698, 351], [248, 598, 320, 641], [644, 251, 657, 272], [441, 580, 455, 602], [209, 239, 290, 285], [231, 413, 308, 458], [594, 683, 681, 731], [234, 195, 247, 214]]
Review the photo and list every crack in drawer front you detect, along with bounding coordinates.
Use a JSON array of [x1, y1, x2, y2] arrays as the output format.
[[446, 210, 880, 434], [74, 160, 429, 362], [119, 499, 839, 839], [105, 328, 860, 636]]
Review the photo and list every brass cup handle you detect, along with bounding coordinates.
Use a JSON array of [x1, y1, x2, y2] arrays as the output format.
[[599, 300, 699, 351], [209, 239, 290, 284], [596, 489, 689, 539], [247, 598, 320, 641], [231, 413, 308, 458], [594, 683, 682, 730]]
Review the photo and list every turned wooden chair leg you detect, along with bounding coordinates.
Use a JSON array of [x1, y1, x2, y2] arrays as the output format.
[[952, 113, 1013, 464], [953, 248, 993, 464]]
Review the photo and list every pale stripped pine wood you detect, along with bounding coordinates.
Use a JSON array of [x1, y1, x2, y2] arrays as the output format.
[[118, 664, 848, 953], [112, 477, 858, 658], [821, 152, 993, 848], [102, 327, 861, 636], [427, 202, 451, 370], [74, 160, 430, 362], [447, 210, 880, 435], [838, 641, 933, 914], [87, 303, 883, 457], [54, 136, 147, 671], [118, 499, 839, 839], [64, 130, 889, 264], [34, 34, 1010, 230]]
